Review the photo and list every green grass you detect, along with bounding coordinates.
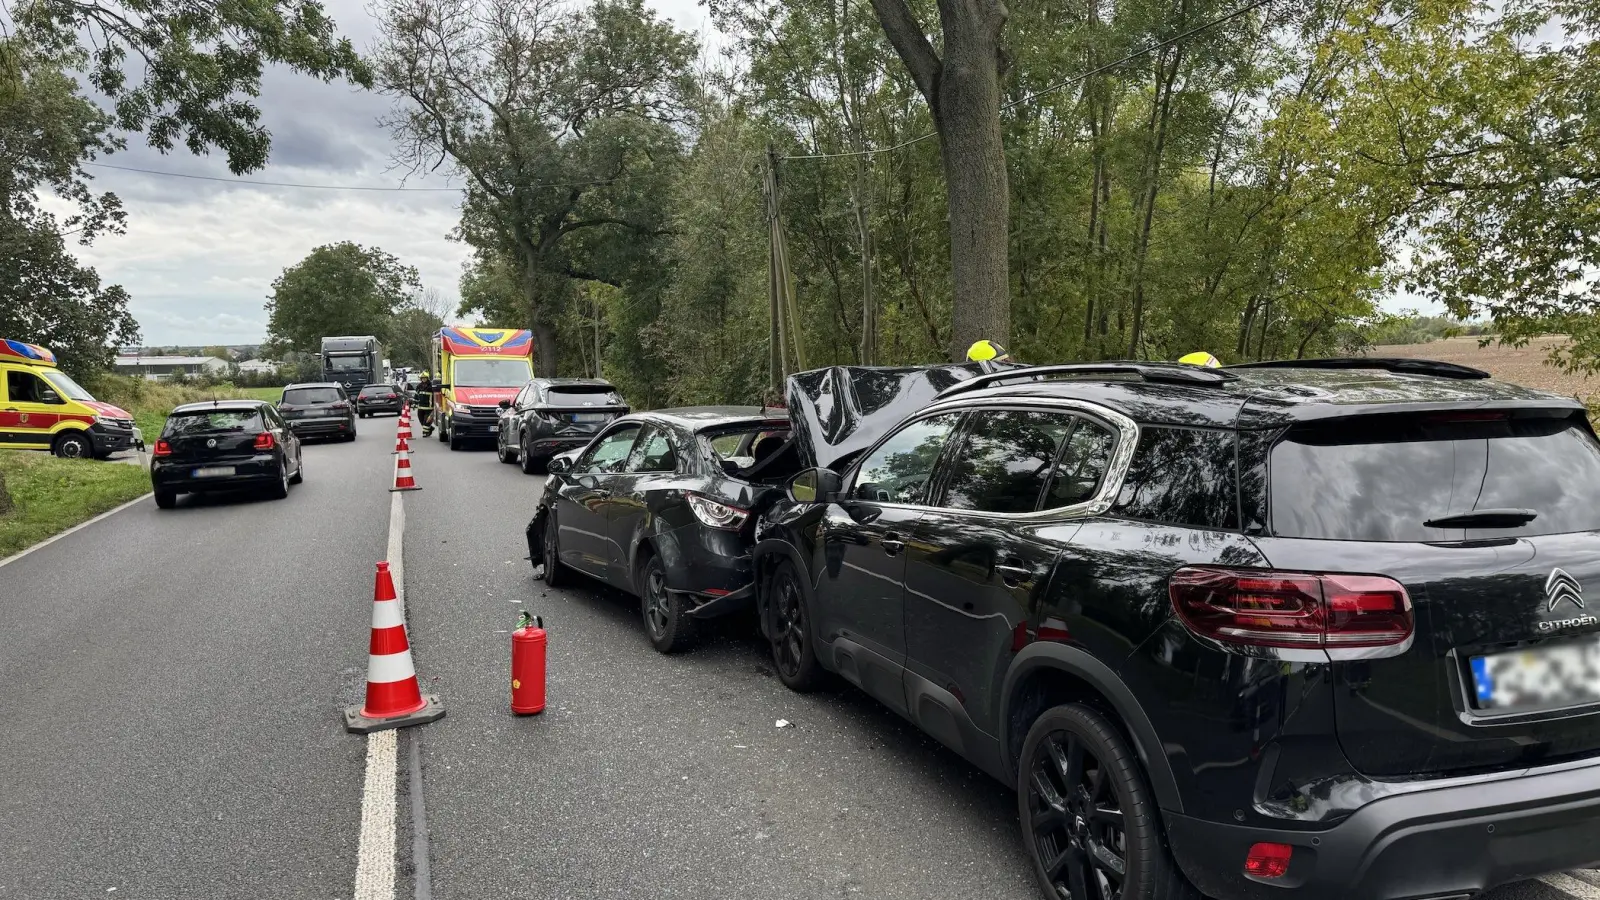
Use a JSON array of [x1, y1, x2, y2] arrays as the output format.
[[0, 451, 151, 558], [239, 386, 284, 401]]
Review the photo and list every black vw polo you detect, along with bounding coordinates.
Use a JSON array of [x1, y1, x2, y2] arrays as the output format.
[[150, 400, 303, 509], [526, 407, 797, 652], [752, 360, 1600, 900]]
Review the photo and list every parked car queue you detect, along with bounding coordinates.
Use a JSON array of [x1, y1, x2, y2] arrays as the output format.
[[507, 359, 1600, 900]]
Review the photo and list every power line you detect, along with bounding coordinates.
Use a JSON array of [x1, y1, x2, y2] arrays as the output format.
[[84, 162, 658, 192], [780, 0, 1273, 162]]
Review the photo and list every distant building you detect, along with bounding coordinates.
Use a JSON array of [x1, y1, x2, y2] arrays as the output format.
[[113, 355, 230, 381], [236, 359, 280, 376]]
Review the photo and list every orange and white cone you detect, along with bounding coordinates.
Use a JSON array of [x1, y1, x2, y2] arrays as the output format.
[[392, 431, 410, 455], [396, 415, 412, 441], [390, 447, 421, 492], [343, 562, 444, 734]]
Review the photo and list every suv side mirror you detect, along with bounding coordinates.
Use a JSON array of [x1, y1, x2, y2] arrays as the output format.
[[498, 399, 512, 410], [547, 454, 574, 475], [788, 467, 842, 504]]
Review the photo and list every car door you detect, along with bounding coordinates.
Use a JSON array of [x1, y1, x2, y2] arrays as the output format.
[[0, 368, 66, 449], [266, 406, 300, 475], [814, 411, 962, 716], [903, 407, 1119, 743], [553, 422, 641, 578], [608, 423, 680, 586]]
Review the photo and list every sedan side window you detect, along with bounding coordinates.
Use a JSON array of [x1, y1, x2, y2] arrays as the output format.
[[849, 413, 960, 505], [626, 425, 677, 473], [939, 410, 1077, 514], [579, 425, 640, 474]]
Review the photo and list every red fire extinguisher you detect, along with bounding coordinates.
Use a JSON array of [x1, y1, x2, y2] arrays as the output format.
[[511, 610, 547, 715]]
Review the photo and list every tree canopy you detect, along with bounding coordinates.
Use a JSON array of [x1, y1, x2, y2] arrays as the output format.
[[263, 242, 422, 356]]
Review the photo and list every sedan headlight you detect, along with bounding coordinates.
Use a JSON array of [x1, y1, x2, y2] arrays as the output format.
[[687, 493, 750, 531]]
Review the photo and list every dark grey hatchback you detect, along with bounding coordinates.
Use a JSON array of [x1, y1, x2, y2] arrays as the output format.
[[151, 400, 303, 508], [526, 407, 797, 652]]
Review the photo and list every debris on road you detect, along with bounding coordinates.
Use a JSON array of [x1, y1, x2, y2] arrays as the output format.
[[775, 719, 792, 728]]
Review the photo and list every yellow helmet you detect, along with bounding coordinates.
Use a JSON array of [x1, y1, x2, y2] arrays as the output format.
[[966, 340, 1012, 363], [1178, 351, 1221, 368]]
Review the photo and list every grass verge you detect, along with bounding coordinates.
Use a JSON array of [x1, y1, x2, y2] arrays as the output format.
[[0, 451, 151, 559]]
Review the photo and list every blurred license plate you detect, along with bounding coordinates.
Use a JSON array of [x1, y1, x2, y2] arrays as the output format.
[[488, 426, 499, 433], [570, 413, 609, 423], [194, 466, 235, 478], [1471, 634, 1600, 710]]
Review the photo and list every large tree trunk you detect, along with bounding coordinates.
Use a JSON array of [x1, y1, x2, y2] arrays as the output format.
[[935, 50, 1009, 360], [522, 258, 560, 377], [868, 0, 1010, 361]]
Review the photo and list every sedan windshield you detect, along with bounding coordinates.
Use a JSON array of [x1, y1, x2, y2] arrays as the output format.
[[454, 358, 532, 387]]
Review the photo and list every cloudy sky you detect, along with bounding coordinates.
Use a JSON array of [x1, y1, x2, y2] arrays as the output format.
[[65, 0, 714, 348]]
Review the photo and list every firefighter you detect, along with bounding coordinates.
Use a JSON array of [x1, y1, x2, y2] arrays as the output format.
[[413, 370, 436, 436]]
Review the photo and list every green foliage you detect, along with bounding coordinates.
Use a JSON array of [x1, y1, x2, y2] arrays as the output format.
[[11, 0, 370, 174], [0, 450, 152, 558], [0, 42, 137, 377], [372, 0, 697, 375], [263, 242, 421, 356], [1362, 314, 1492, 347]]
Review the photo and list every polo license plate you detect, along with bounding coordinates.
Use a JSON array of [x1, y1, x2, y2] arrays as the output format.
[[489, 426, 499, 433], [194, 466, 236, 478], [1471, 633, 1600, 711]]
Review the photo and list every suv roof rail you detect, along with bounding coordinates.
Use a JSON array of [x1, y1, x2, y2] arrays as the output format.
[[1225, 357, 1491, 380], [937, 362, 1238, 399]]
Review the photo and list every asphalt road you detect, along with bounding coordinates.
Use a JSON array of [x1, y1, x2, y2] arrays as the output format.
[[2, 424, 1596, 900], [0, 436, 388, 898]]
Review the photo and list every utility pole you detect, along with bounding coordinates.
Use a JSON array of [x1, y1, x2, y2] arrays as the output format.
[[764, 145, 806, 391], [593, 289, 602, 380]]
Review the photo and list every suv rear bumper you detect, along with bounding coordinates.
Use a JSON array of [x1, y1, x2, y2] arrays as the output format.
[[1167, 760, 1600, 900]]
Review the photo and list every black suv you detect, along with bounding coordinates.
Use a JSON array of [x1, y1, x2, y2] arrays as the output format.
[[496, 378, 629, 473], [278, 382, 357, 442], [751, 360, 1600, 900]]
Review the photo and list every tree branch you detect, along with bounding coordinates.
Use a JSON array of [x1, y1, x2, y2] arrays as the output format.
[[866, 0, 940, 105], [562, 265, 623, 287]]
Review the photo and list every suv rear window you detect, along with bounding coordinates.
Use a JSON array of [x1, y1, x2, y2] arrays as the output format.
[[546, 387, 623, 406], [164, 410, 262, 435], [1270, 413, 1600, 541], [283, 387, 343, 405], [358, 386, 394, 397]]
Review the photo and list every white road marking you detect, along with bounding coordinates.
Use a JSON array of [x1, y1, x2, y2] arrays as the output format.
[[352, 489, 410, 900], [352, 729, 399, 900], [0, 491, 152, 570], [1543, 873, 1600, 899]]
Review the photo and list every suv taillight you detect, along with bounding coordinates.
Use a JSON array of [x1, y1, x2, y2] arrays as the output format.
[[254, 432, 276, 451], [1168, 567, 1412, 654], [153, 439, 172, 457]]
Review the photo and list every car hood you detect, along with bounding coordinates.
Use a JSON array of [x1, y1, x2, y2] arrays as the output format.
[[82, 400, 133, 419], [784, 363, 1018, 472], [453, 387, 519, 406]]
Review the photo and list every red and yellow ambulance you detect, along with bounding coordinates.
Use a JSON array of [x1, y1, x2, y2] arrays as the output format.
[[0, 339, 138, 458], [430, 327, 535, 450]]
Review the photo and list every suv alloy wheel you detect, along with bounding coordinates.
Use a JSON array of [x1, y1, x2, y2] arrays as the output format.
[[1019, 704, 1196, 900]]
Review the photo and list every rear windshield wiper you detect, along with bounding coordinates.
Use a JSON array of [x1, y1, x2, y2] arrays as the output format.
[[1423, 508, 1539, 529]]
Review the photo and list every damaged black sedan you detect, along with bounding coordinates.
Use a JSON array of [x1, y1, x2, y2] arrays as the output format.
[[526, 406, 798, 652]]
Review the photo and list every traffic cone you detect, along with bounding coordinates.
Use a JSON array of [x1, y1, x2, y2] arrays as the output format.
[[392, 432, 410, 455], [344, 562, 444, 734], [396, 415, 412, 441], [390, 447, 421, 492]]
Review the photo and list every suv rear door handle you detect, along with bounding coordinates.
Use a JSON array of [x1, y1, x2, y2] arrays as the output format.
[[881, 532, 905, 556], [996, 563, 1032, 586]]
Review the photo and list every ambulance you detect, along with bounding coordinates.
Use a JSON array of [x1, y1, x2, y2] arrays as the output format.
[[430, 327, 535, 450], [0, 339, 139, 458]]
